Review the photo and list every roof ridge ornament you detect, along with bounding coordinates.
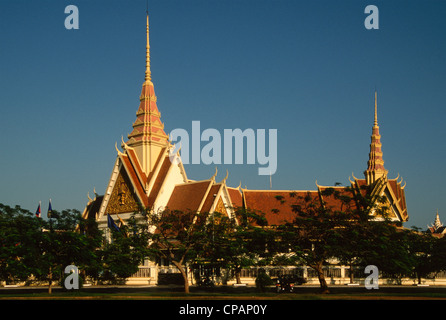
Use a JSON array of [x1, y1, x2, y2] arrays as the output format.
[[212, 167, 218, 180], [121, 136, 130, 150], [220, 170, 229, 184], [115, 142, 123, 155]]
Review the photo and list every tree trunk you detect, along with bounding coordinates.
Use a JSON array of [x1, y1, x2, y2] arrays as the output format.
[[312, 262, 329, 294], [48, 267, 53, 294], [173, 261, 190, 294], [235, 266, 242, 284], [349, 262, 354, 284]]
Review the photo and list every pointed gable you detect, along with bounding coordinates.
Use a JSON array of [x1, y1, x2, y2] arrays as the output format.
[[382, 178, 408, 222], [387, 178, 408, 221], [96, 147, 150, 219], [350, 175, 408, 222], [105, 166, 141, 214], [120, 153, 148, 207]]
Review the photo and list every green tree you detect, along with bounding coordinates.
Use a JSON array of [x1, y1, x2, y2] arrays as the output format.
[[334, 190, 413, 284], [146, 209, 208, 293], [100, 212, 150, 284], [37, 209, 103, 293], [353, 219, 413, 282], [406, 228, 439, 284], [0, 204, 43, 284], [275, 185, 414, 293], [276, 190, 354, 293], [431, 235, 446, 275], [196, 208, 272, 285], [0, 204, 103, 293]]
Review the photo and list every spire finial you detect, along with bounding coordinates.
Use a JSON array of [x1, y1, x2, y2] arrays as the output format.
[[374, 90, 378, 127], [145, 13, 151, 82]]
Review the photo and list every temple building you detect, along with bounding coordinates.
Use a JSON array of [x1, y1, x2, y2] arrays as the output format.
[[428, 210, 446, 237], [82, 13, 408, 284]]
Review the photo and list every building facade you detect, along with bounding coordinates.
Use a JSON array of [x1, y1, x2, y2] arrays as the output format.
[[82, 13, 408, 285]]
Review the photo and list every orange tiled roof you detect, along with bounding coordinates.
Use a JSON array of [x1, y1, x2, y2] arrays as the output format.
[[200, 184, 222, 213], [227, 187, 243, 209], [317, 186, 357, 213], [242, 178, 409, 225], [166, 181, 212, 212], [243, 190, 320, 226]]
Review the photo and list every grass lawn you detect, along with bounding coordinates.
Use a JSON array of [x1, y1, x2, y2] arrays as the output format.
[[2, 289, 446, 300]]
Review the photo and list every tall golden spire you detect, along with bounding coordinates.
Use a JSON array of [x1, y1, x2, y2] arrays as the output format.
[[145, 13, 151, 82], [364, 90, 388, 184], [126, 12, 168, 175]]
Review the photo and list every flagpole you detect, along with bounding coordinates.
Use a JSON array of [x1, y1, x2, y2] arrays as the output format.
[[48, 199, 52, 219], [36, 201, 41, 218], [47, 198, 53, 294], [48, 199, 53, 232]]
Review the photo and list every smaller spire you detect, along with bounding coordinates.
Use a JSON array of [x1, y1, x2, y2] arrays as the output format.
[[364, 90, 388, 184], [434, 209, 443, 229], [145, 13, 151, 82]]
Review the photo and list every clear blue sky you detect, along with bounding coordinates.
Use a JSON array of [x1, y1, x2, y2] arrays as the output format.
[[0, 0, 445, 229]]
